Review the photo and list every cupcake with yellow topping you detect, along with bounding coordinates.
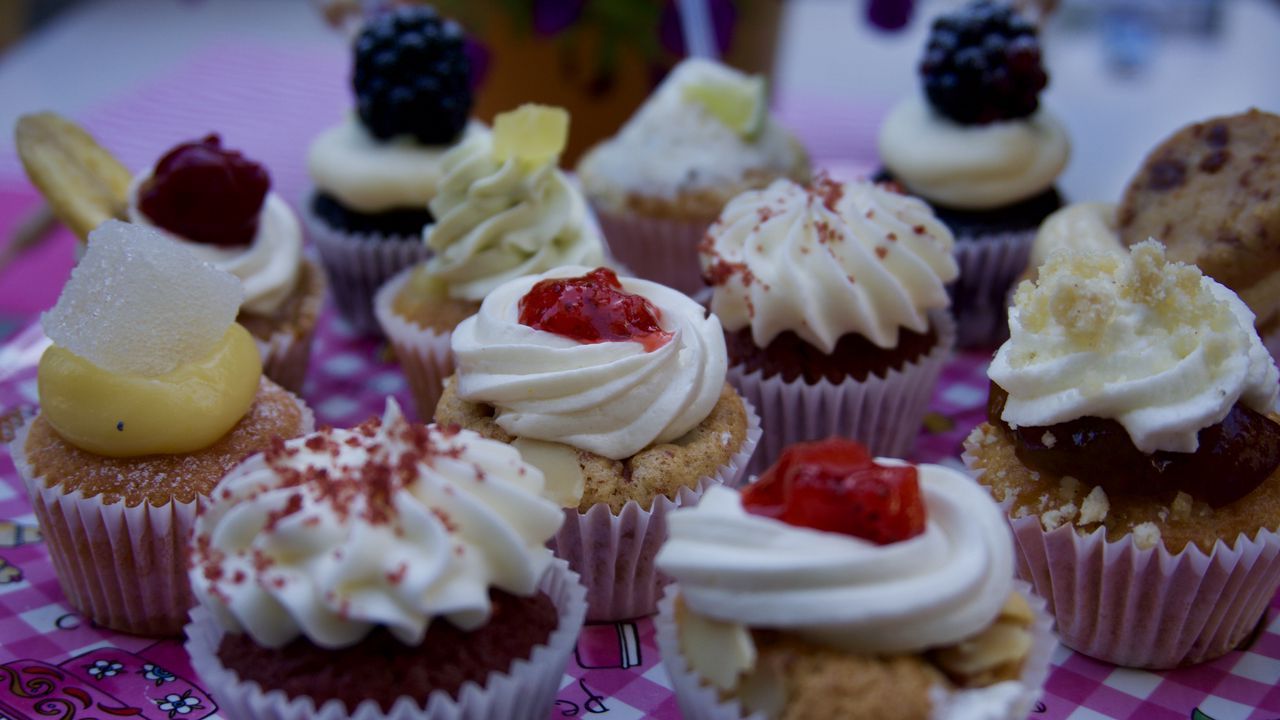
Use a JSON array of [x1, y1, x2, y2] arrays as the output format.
[[964, 241, 1280, 667], [374, 104, 606, 418], [655, 439, 1054, 720], [701, 175, 957, 472], [183, 399, 585, 719], [9, 221, 313, 636], [577, 58, 810, 295], [435, 265, 760, 620]]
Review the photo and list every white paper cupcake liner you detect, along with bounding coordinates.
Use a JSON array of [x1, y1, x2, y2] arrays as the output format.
[[654, 579, 1054, 720], [184, 557, 586, 720], [373, 267, 457, 421], [252, 257, 326, 394], [10, 389, 314, 637], [551, 399, 761, 622], [304, 197, 434, 337], [963, 454, 1280, 668], [730, 309, 955, 477], [949, 229, 1035, 349], [594, 208, 713, 297]]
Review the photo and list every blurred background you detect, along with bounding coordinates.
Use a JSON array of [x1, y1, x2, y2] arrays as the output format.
[[0, 0, 1277, 337]]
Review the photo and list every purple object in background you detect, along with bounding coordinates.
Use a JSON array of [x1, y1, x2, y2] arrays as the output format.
[[532, 0, 589, 35], [658, 0, 736, 56], [866, 0, 915, 31]]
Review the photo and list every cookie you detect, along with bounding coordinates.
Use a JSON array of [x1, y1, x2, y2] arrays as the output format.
[[1118, 109, 1280, 328]]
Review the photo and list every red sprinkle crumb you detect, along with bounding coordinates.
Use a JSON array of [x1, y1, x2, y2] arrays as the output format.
[[386, 562, 409, 586], [913, 224, 927, 235], [876, 246, 889, 259]]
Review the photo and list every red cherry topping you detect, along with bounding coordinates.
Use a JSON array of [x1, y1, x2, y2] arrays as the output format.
[[518, 268, 672, 351], [137, 134, 270, 247], [742, 438, 927, 544]]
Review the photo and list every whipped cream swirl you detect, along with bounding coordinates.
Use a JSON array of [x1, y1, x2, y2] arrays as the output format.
[[190, 399, 564, 649], [422, 133, 605, 302], [703, 177, 957, 351], [451, 267, 727, 459], [991, 241, 1279, 454], [877, 95, 1069, 211], [129, 175, 301, 316], [657, 463, 1014, 654]]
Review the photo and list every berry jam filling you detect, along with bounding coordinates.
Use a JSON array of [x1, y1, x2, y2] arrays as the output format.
[[988, 383, 1280, 508], [518, 268, 671, 351], [742, 438, 927, 544], [137, 134, 270, 247]]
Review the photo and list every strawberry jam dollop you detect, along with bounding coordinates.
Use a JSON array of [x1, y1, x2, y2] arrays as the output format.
[[742, 438, 927, 544], [518, 268, 672, 351], [137, 134, 270, 247]]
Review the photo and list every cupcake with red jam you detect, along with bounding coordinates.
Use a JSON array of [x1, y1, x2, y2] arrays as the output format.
[[184, 399, 585, 719], [129, 135, 323, 392], [964, 241, 1280, 668], [375, 104, 605, 418], [655, 439, 1054, 720], [702, 175, 957, 473], [878, 0, 1069, 348], [11, 221, 313, 636], [435, 265, 760, 620], [306, 4, 487, 334]]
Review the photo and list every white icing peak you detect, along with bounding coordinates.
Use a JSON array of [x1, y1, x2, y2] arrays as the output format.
[[451, 266, 727, 459], [703, 177, 957, 351], [576, 58, 807, 210], [190, 399, 564, 649], [423, 132, 606, 302], [991, 241, 1280, 453], [877, 95, 1069, 210], [657, 462, 1015, 655]]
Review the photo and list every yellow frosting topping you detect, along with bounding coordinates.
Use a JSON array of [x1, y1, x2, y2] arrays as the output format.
[[38, 323, 262, 457]]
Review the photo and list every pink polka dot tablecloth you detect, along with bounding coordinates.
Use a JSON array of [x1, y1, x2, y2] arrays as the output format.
[[0, 38, 1278, 720]]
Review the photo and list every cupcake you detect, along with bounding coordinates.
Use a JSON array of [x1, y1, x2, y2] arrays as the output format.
[[577, 58, 810, 295], [964, 240, 1280, 668], [877, 0, 1069, 348], [15, 113, 324, 392], [306, 5, 485, 334], [701, 175, 957, 473], [655, 438, 1054, 720], [435, 265, 760, 621], [184, 398, 586, 719], [10, 221, 313, 636], [374, 104, 606, 418]]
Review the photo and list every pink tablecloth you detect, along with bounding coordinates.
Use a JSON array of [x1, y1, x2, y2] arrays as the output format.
[[0, 39, 1278, 720]]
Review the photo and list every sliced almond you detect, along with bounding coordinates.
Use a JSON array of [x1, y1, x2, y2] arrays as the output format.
[[16, 112, 131, 240]]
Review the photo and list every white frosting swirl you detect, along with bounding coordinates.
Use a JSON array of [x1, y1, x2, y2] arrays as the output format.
[[128, 175, 301, 316], [576, 58, 808, 211], [307, 115, 488, 213], [877, 95, 1069, 210], [704, 178, 957, 351], [451, 266, 727, 459], [990, 241, 1280, 454], [656, 463, 1014, 654], [423, 133, 606, 302], [189, 399, 564, 649]]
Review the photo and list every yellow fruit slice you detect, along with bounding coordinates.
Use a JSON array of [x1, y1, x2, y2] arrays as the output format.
[[492, 104, 570, 166], [683, 73, 767, 139], [15, 112, 131, 240]]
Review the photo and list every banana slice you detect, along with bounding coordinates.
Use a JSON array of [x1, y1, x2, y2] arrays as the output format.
[[15, 112, 131, 240]]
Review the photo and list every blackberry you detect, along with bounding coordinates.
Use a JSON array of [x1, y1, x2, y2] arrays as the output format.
[[353, 6, 472, 144], [919, 0, 1047, 125]]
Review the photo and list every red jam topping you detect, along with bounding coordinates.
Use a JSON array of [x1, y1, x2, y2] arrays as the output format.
[[742, 438, 927, 544], [137, 134, 270, 247], [518, 268, 672, 351]]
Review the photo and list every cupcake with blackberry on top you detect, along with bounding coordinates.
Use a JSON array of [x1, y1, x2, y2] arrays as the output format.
[[964, 240, 1280, 668], [10, 221, 313, 636], [435, 265, 760, 621], [655, 438, 1054, 720], [701, 174, 957, 473], [306, 4, 487, 334], [576, 58, 810, 295], [184, 399, 585, 719], [374, 104, 606, 418], [878, 0, 1069, 348]]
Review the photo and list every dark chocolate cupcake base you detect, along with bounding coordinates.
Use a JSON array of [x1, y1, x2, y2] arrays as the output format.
[[310, 192, 434, 238]]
